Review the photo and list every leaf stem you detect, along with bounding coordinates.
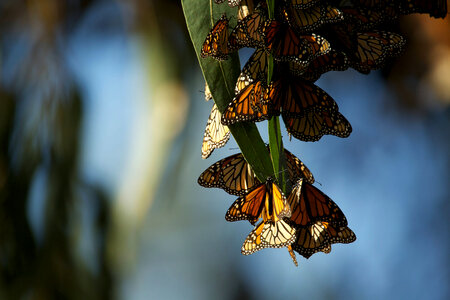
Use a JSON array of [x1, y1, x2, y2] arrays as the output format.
[[266, 0, 287, 192]]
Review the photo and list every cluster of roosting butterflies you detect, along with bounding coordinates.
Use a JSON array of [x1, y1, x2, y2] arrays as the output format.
[[198, 148, 355, 266], [198, 0, 447, 266]]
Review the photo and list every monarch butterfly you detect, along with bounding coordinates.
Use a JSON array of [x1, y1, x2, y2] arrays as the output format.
[[222, 75, 352, 142], [352, 31, 405, 74], [283, 109, 352, 142], [238, 46, 345, 87], [229, 3, 268, 50], [225, 178, 291, 224], [204, 82, 212, 101], [289, 0, 320, 9], [324, 24, 405, 74], [225, 80, 272, 123], [292, 221, 356, 258], [201, 104, 231, 159], [352, 0, 447, 18], [279, 78, 352, 141], [326, 222, 356, 245], [282, 4, 343, 33], [198, 148, 314, 195], [288, 50, 349, 82], [340, 7, 398, 31], [287, 179, 348, 228], [214, 0, 244, 8], [201, 15, 231, 61], [241, 219, 297, 255], [292, 221, 332, 257], [234, 48, 269, 95], [237, 0, 259, 20], [263, 20, 331, 65]]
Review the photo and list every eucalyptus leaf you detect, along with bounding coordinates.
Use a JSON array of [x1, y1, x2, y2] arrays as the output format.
[[182, 0, 274, 181]]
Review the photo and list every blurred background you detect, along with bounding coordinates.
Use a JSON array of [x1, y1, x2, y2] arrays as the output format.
[[0, 1, 449, 299]]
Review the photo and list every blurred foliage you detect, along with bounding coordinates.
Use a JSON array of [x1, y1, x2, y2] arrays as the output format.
[[385, 14, 450, 110], [1, 0, 211, 298], [0, 0, 110, 299]]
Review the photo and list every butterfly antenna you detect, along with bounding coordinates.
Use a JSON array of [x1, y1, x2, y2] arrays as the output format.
[[274, 168, 289, 178]]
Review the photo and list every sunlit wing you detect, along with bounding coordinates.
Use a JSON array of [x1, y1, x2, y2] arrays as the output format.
[[201, 104, 231, 159]]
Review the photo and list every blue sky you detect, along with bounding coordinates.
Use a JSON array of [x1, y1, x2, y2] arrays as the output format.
[[60, 3, 450, 299]]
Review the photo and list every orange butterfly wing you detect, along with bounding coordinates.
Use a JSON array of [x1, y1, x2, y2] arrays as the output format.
[[264, 21, 331, 65], [292, 221, 332, 258], [293, 221, 356, 258], [287, 180, 348, 227], [267, 181, 292, 222], [225, 180, 291, 224], [197, 153, 259, 196], [289, 50, 349, 82], [284, 148, 315, 184], [198, 149, 314, 195], [289, 0, 320, 9], [223, 48, 273, 125], [283, 4, 343, 33], [352, 31, 405, 73], [229, 4, 267, 50], [326, 23, 405, 74], [280, 79, 352, 141], [325, 222, 357, 245], [341, 7, 398, 31], [222, 81, 273, 125], [225, 182, 267, 224], [201, 15, 230, 61], [241, 219, 296, 255], [234, 48, 269, 95]]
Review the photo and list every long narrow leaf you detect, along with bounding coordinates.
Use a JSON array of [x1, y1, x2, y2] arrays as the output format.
[[182, 0, 273, 181]]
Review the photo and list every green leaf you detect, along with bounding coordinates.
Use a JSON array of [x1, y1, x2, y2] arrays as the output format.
[[182, 0, 274, 181], [268, 116, 287, 192], [265, 0, 288, 193]]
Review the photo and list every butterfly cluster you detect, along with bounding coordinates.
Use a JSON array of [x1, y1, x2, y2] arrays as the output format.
[[197, 0, 447, 265], [198, 149, 355, 265]]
